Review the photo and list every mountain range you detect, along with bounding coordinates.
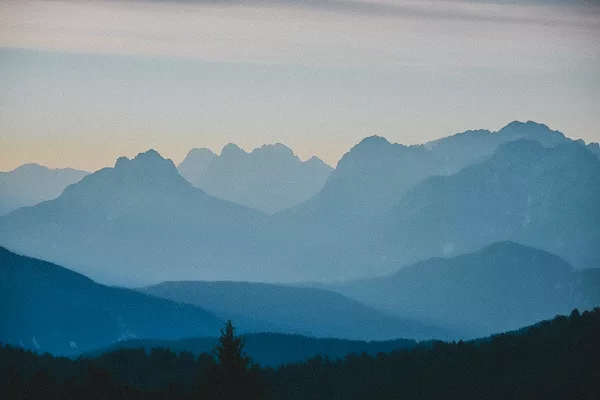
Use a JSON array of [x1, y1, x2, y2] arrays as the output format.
[[0, 121, 598, 285], [141, 281, 449, 340], [2, 118, 600, 355], [178, 143, 332, 214], [0, 246, 222, 356], [0, 163, 88, 216], [7, 239, 592, 358], [320, 241, 587, 336], [287, 121, 584, 222], [376, 138, 600, 272], [0, 245, 445, 357], [271, 133, 600, 280], [0, 150, 270, 285], [101, 333, 418, 368]]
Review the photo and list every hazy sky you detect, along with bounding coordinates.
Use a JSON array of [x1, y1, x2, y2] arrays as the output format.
[[1, 0, 599, 171]]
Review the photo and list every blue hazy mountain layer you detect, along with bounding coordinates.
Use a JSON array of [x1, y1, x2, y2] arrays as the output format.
[[178, 143, 332, 214], [0, 121, 598, 285], [0, 246, 223, 356], [377, 139, 600, 272], [321, 242, 596, 337], [0, 245, 450, 359], [270, 122, 600, 280], [0, 150, 271, 285], [286, 121, 572, 221], [0, 163, 88, 216], [141, 281, 452, 341]]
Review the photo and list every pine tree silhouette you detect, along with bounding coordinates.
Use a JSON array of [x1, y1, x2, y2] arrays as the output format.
[[210, 320, 262, 400]]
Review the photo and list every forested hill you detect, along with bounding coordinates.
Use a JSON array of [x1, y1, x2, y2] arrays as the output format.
[[1, 308, 599, 400], [97, 333, 418, 368]]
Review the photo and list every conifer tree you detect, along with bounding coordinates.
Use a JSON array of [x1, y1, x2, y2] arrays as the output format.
[[208, 320, 262, 400]]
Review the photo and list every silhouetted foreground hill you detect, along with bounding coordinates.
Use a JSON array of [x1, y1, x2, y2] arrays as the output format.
[[1, 309, 598, 399], [178, 143, 332, 214], [0, 246, 223, 356], [267, 308, 600, 400], [99, 333, 417, 367], [142, 281, 450, 340], [0, 163, 88, 216], [0, 246, 449, 358], [324, 242, 586, 336]]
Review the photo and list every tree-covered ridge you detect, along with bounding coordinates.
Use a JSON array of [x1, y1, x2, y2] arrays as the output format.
[[1, 308, 599, 400], [100, 333, 418, 368]]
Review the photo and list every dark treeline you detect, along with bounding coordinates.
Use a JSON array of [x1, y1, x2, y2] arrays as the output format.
[[1, 309, 599, 400]]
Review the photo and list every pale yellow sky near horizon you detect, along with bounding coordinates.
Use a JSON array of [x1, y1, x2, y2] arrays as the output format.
[[1, 0, 599, 171]]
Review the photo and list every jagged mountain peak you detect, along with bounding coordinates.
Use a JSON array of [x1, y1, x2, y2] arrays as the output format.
[[177, 148, 217, 182], [336, 135, 426, 173], [497, 120, 566, 144], [61, 149, 188, 200], [252, 143, 295, 158], [177, 142, 332, 213], [500, 120, 550, 131], [220, 143, 245, 157], [346, 136, 427, 159], [114, 149, 178, 172], [304, 156, 332, 169]]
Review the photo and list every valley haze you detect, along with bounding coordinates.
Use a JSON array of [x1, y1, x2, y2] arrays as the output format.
[[1, 120, 599, 352]]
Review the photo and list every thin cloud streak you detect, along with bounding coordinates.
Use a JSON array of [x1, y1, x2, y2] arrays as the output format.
[[86, 0, 600, 27], [1, 0, 598, 68]]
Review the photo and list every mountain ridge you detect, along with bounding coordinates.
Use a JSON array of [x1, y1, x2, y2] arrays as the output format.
[[0, 245, 223, 356], [0, 163, 89, 216], [141, 280, 452, 341], [0, 149, 270, 285], [323, 241, 589, 336], [1, 121, 598, 285], [178, 142, 333, 214]]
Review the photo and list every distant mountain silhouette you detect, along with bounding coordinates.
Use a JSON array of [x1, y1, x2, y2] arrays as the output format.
[[324, 242, 588, 336], [288, 121, 573, 221], [0, 163, 88, 216], [178, 143, 332, 213], [270, 121, 599, 280], [377, 139, 600, 272], [1, 123, 597, 284], [289, 136, 441, 220], [142, 281, 452, 341], [0, 150, 270, 285], [102, 333, 418, 367], [0, 246, 222, 356], [178, 147, 217, 180], [425, 120, 569, 174]]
